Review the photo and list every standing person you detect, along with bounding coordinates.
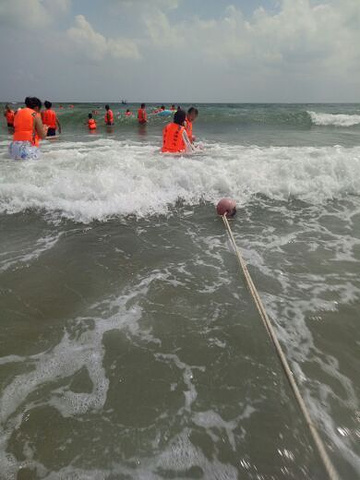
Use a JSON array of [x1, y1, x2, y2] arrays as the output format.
[[87, 113, 97, 130], [41, 100, 61, 136], [9, 97, 46, 160], [161, 109, 194, 154], [137, 103, 147, 124], [4, 105, 15, 130], [185, 107, 199, 143], [104, 104, 114, 125]]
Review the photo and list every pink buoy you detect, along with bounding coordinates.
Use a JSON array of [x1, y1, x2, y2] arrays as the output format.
[[216, 198, 236, 217]]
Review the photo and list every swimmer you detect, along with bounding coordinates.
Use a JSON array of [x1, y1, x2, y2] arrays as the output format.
[[137, 103, 147, 124], [87, 113, 97, 130], [41, 100, 61, 136], [161, 109, 195, 154], [104, 104, 114, 125], [4, 104, 15, 130], [9, 96, 46, 160], [185, 107, 198, 143]]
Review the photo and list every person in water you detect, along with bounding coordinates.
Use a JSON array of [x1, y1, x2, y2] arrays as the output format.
[[154, 105, 166, 114], [4, 104, 15, 130], [125, 109, 132, 117], [137, 103, 147, 124], [185, 107, 198, 143], [104, 104, 114, 125], [161, 109, 194, 154], [87, 113, 97, 130], [9, 97, 46, 160], [41, 100, 61, 136]]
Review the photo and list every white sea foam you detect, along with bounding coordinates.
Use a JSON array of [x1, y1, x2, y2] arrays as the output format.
[[308, 111, 360, 127], [0, 139, 360, 223]]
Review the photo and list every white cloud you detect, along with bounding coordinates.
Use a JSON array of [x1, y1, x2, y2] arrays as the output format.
[[42, 0, 71, 17], [144, 9, 183, 48], [108, 0, 179, 11], [0, 0, 359, 102], [0, 0, 51, 28], [66, 14, 140, 61], [142, 0, 360, 75], [0, 0, 71, 29]]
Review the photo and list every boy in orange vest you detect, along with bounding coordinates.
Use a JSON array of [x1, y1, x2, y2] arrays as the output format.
[[41, 100, 61, 136], [137, 103, 147, 124]]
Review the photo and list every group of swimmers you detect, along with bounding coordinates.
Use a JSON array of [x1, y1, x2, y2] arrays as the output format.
[[4, 98, 199, 160], [87, 103, 199, 153]]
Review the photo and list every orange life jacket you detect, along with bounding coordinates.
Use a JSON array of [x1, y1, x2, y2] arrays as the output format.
[[105, 109, 114, 125], [161, 123, 186, 153], [41, 109, 57, 129], [5, 110, 15, 125], [88, 118, 97, 130], [185, 119, 193, 143], [13, 107, 37, 145], [137, 108, 147, 124]]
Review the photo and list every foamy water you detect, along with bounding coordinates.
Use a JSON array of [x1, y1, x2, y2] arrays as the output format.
[[1, 138, 360, 223], [308, 111, 360, 127]]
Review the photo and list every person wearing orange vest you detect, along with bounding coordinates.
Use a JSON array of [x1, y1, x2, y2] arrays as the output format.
[[4, 105, 15, 129], [137, 103, 147, 124], [87, 113, 97, 130], [185, 107, 198, 143], [41, 100, 61, 136], [104, 104, 114, 125], [9, 97, 46, 160], [161, 109, 194, 154]]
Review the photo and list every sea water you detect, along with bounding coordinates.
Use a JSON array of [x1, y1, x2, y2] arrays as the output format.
[[0, 103, 359, 479]]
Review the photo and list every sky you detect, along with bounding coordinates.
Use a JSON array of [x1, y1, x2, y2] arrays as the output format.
[[0, 0, 359, 103]]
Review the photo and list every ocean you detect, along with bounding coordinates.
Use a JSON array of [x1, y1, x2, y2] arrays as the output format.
[[0, 103, 359, 479]]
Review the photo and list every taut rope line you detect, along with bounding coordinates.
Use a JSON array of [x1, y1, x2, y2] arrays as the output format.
[[222, 214, 338, 480]]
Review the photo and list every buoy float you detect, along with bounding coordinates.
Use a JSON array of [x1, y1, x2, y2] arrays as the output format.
[[216, 198, 236, 217]]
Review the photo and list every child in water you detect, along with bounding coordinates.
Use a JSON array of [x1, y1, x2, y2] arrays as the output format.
[[87, 113, 97, 130]]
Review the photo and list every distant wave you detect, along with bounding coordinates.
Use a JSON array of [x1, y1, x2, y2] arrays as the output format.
[[308, 111, 360, 127]]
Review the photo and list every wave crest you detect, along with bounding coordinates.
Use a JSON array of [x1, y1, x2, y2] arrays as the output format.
[[1, 139, 360, 223], [308, 111, 360, 127]]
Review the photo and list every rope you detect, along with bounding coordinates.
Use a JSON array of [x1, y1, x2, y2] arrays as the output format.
[[222, 214, 339, 480]]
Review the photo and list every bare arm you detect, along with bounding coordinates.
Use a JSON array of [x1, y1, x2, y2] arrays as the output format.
[[34, 115, 47, 140], [182, 129, 195, 153]]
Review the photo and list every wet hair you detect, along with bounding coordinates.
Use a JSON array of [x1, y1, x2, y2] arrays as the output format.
[[88, 113, 93, 119], [187, 107, 198, 116], [141, 103, 145, 109], [161, 105, 165, 110], [44, 100, 52, 109], [25, 97, 42, 110], [173, 109, 186, 126], [105, 104, 110, 110]]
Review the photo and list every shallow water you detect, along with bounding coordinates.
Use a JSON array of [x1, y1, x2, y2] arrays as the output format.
[[0, 103, 359, 479]]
